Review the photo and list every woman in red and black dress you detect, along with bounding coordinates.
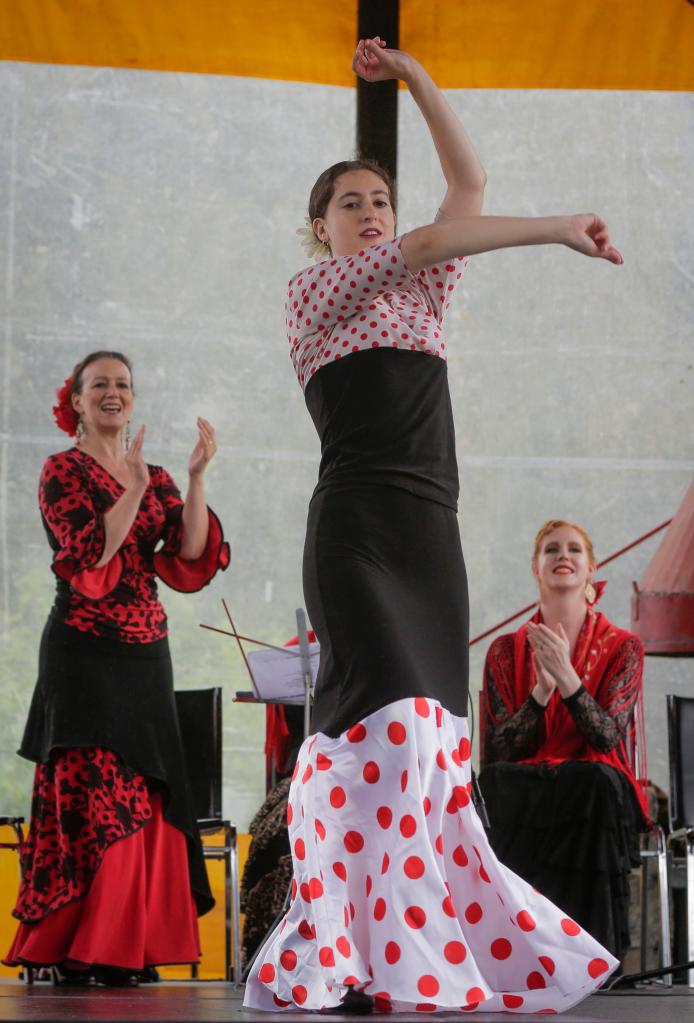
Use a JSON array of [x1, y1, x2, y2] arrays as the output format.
[[479, 520, 650, 962], [245, 39, 624, 1014], [4, 350, 229, 984]]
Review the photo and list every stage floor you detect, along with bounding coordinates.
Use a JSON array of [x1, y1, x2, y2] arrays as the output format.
[[0, 981, 691, 1023]]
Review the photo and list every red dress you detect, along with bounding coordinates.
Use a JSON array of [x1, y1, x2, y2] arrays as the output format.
[[4, 447, 229, 971]]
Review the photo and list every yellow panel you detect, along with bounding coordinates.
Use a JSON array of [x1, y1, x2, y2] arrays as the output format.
[[401, 0, 694, 91], [159, 830, 251, 981], [0, 0, 357, 85], [0, 830, 23, 978]]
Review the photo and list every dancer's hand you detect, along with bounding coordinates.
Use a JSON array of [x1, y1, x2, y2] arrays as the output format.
[[125, 425, 149, 491], [531, 653, 558, 706], [563, 214, 623, 265], [352, 37, 413, 84], [188, 417, 217, 478]]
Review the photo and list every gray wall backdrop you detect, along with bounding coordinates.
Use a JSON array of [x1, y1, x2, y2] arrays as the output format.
[[0, 63, 692, 829]]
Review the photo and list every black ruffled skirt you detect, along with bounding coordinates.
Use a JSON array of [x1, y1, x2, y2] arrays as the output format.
[[478, 760, 644, 960], [19, 616, 212, 914]]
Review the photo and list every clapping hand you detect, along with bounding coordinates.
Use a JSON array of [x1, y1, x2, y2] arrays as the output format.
[[188, 417, 217, 478], [125, 425, 149, 490], [352, 36, 410, 84], [527, 621, 573, 696]]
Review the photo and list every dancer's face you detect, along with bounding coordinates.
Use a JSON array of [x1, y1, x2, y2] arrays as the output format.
[[532, 526, 595, 599], [313, 169, 396, 258], [72, 358, 134, 436]]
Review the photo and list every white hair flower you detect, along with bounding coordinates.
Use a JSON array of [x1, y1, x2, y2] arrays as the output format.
[[296, 218, 332, 262]]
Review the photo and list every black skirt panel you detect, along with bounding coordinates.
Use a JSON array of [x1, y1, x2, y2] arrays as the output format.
[[478, 760, 643, 960], [303, 485, 469, 738], [19, 617, 213, 915]]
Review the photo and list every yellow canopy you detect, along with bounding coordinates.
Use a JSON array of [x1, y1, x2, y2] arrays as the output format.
[[1, 0, 692, 90]]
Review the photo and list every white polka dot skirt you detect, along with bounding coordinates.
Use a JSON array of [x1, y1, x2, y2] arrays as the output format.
[[243, 697, 618, 1013]]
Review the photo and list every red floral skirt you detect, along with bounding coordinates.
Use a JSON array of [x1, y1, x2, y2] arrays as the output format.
[[4, 748, 200, 969]]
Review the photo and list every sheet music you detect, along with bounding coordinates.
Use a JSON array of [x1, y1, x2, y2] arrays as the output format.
[[246, 643, 320, 703]]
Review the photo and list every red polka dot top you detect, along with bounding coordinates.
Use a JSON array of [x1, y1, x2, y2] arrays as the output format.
[[39, 448, 229, 643], [286, 236, 468, 509]]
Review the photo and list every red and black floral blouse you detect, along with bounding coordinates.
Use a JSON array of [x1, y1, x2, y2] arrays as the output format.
[[39, 447, 230, 644]]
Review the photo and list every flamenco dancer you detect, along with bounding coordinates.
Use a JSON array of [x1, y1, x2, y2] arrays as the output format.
[[4, 350, 229, 984], [245, 39, 623, 1014]]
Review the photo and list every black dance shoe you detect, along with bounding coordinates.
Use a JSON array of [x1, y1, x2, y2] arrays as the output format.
[[94, 966, 140, 987], [137, 965, 160, 983], [326, 986, 374, 1014], [51, 965, 94, 986]]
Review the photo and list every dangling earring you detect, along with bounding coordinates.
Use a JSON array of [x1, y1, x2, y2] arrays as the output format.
[[585, 580, 597, 605], [76, 416, 84, 443], [125, 421, 131, 451]]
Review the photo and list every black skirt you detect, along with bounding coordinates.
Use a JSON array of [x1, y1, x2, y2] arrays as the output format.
[[303, 485, 469, 737], [478, 760, 644, 960], [19, 616, 213, 915]]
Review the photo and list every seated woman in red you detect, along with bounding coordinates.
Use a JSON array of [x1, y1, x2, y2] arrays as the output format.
[[479, 519, 650, 963], [3, 350, 229, 985]]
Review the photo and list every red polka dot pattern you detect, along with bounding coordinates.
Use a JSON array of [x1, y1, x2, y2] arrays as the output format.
[[444, 941, 466, 964], [280, 949, 297, 971], [245, 698, 618, 1013], [319, 945, 334, 967], [330, 786, 346, 808], [388, 721, 407, 745], [404, 905, 426, 929], [465, 901, 483, 924], [344, 830, 364, 854], [588, 958, 609, 978], [377, 806, 392, 829], [374, 898, 387, 922], [286, 239, 469, 392], [385, 941, 400, 964], [491, 938, 512, 960], [417, 975, 439, 997], [404, 855, 425, 879], [347, 723, 367, 743], [539, 955, 556, 976], [399, 814, 417, 838]]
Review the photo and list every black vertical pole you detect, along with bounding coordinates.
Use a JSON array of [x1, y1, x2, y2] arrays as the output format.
[[356, 0, 399, 181]]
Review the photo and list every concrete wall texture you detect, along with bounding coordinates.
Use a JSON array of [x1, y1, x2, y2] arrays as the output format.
[[0, 63, 691, 829]]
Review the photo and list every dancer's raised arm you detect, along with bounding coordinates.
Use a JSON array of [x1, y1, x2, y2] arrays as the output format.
[[353, 37, 622, 274], [353, 37, 486, 216]]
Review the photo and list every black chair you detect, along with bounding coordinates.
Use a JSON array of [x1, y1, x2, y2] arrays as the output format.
[[666, 694, 694, 987], [175, 687, 241, 983]]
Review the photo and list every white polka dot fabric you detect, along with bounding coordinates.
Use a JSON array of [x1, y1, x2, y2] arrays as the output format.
[[244, 697, 618, 1013], [286, 238, 468, 392]]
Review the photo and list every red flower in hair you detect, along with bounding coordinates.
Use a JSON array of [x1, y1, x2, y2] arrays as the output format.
[[52, 376, 79, 436]]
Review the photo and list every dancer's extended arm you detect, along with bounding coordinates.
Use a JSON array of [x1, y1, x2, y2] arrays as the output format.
[[354, 38, 486, 216], [401, 213, 623, 273]]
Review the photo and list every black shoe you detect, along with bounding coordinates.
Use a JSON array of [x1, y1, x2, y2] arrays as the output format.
[[94, 966, 140, 987], [329, 987, 374, 1014], [51, 965, 94, 986], [138, 966, 160, 984]]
